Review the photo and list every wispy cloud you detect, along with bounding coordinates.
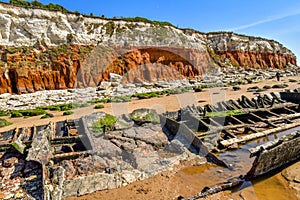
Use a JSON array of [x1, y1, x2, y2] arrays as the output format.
[[228, 9, 300, 31]]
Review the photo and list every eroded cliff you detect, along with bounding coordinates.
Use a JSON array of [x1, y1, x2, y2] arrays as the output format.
[[206, 32, 297, 68], [0, 2, 297, 94]]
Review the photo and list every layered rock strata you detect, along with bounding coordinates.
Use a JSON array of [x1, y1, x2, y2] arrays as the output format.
[[0, 3, 297, 94]]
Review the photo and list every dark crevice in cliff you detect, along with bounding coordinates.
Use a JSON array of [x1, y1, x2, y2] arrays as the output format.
[[8, 69, 18, 94]]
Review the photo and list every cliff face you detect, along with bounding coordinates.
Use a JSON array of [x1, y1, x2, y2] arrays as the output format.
[[0, 3, 297, 94], [206, 33, 297, 69]]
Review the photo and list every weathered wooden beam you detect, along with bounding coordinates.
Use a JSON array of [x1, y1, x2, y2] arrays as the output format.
[[249, 113, 277, 128], [229, 100, 243, 109], [179, 177, 244, 200], [50, 136, 82, 145], [246, 132, 300, 179], [197, 123, 247, 137], [52, 150, 91, 162], [266, 110, 280, 117], [267, 113, 300, 123], [220, 121, 300, 148], [208, 118, 223, 127], [222, 129, 237, 139], [229, 116, 245, 125], [283, 107, 297, 114], [244, 102, 296, 113]]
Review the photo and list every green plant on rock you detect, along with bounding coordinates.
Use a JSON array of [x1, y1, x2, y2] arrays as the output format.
[[110, 96, 131, 103], [193, 86, 203, 92], [129, 109, 160, 125], [79, 103, 90, 108], [132, 92, 159, 99], [0, 111, 10, 116], [92, 114, 117, 133], [104, 21, 116, 37], [203, 109, 244, 118], [38, 103, 73, 111], [0, 118, 12, 128], [15, 109, 47, 117], [11, 111, 23, 118], [94, 104, 104, 109], [88, 98, 104, 104], [41, 113, 54, 119]]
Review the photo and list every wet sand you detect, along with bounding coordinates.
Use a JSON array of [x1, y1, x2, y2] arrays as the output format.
[[64, 159, 299, 200]]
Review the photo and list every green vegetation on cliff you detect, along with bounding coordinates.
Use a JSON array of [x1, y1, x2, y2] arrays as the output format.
[[2, 0, 175, 27], [8, 0, 69, 12]]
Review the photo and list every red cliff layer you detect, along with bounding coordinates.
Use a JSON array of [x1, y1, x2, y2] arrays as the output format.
[[206, 32, 297, 69], [99, 47, 211, 83], [214, 51, 297, 69], [0, 45, 211, 94]]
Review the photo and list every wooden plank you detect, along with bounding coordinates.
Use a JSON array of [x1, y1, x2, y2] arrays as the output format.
[[220, 121, 300, 148]]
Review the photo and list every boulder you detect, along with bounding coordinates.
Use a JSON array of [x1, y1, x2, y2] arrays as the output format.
[[109, 73, 122, 83], [129, 108, 160, 125], [232, 86, 241, 91], [115, 115, 134, 130]]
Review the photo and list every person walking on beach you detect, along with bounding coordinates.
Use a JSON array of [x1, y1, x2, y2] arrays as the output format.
[[276, 71, 281, 81]]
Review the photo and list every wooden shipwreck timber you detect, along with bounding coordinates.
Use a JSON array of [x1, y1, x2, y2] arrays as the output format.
[[176, 91, 300, 151], [0, 90, 300, 199]]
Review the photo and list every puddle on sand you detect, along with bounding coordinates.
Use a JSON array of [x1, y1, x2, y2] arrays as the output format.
[[180, 126, 300, 198], [249, 172, 298, 200], [177, 163, 232, 191]]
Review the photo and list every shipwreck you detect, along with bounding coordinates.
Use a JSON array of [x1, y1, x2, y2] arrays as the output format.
[[0, 90, 300, 199]]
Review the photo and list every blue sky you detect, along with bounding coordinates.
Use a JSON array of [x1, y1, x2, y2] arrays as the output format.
[[3, 0, 300, 63]]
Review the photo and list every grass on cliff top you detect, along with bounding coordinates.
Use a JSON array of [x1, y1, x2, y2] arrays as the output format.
[[0, 118, 13, 128], [6, 1, 174, 27]]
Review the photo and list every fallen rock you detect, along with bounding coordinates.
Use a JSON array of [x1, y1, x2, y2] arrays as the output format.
[[232, 86, 241, 91], [272, 84, 289, 88], [247, 86, 260, 92], [110, 73, 122, 83], [115, 115, 134, 130]]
